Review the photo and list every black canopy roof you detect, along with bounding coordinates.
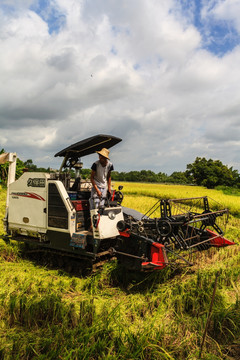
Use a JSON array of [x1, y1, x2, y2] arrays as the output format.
[[55, 134, 122, 158]]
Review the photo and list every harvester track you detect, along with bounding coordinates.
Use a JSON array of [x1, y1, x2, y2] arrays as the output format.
[[21, 246, 115, 275]]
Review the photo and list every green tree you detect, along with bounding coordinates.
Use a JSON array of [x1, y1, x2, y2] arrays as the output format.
[[186, 157, 239, 189], [24, 159, 37, 171], [138, 170, 157, 182], [0, 149, 25, 185], [168, 171, 190, 184], [24, 159, 50, 173], [16, 158, 25, 179], [81, 168, 91, 179], [157, 172, 169, 183]]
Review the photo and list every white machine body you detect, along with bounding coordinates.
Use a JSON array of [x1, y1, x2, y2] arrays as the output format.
[[91, 207, 124, 239], [8, 172, 76, 238], [6, 170, 123, 242]]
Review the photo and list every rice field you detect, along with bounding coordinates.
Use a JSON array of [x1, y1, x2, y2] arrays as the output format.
[[115, 182, 240, 217], [115, 182, 240, 243], [0, 183, 240, 359]]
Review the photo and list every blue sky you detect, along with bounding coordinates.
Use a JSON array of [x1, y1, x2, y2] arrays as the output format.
[[30, 0, 240, 54], [30, 0, 66, 34], [0, 0, 240, 173]]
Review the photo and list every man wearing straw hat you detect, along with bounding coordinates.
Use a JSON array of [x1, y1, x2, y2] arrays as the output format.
[[89, 148, 114, 209]]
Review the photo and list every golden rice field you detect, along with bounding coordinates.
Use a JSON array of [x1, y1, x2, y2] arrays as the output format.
[[114, 182, 240, 243], [115, 182, 239, 214]]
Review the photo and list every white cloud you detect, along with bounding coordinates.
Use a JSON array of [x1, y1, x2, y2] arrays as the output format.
[[204, 0, 240, 33], [0, 0, 240, 174]]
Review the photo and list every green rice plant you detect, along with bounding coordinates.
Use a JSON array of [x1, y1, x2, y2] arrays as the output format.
[[216, 185, 240, 196], [0, 239, 21, 262], [170, 270, 226, 317], [79, 298, 95, 327], [211, 299, 240, 344], [6, 292, 77, 329]]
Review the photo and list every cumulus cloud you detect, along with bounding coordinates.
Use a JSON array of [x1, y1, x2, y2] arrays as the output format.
[[0, 0, 240, 174], [202, 0, 240, 32]]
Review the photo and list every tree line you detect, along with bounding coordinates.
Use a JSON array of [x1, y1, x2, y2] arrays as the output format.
[[0, 148, 239, 189], [111, 157, 240, 189], [79, 157, 240, 189]]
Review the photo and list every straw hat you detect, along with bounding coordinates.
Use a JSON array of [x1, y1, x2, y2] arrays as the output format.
[[96, 148, 110, 159]]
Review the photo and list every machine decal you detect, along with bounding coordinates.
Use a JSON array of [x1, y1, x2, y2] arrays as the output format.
[[11, 192, 45, 201], [70, 233, 87, 249], [27, 178, 46, 187]]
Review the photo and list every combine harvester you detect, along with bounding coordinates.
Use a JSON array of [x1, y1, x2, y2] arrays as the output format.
[[1, 135, 235, 272]]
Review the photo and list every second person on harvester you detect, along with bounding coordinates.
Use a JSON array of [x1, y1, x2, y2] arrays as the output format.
[[89, 148, 114, 209]]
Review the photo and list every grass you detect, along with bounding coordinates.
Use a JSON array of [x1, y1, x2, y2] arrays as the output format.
[[0, 183, 240, 359]]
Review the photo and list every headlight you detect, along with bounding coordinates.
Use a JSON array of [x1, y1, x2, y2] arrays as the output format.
[[108, 211, 116, 220]]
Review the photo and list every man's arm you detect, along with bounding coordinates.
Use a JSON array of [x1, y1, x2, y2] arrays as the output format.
[[91, 170, 102, 198], [107, 171, 112, 193]]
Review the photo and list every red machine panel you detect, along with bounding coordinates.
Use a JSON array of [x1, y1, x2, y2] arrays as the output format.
[[71, 200, 90, 211]]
